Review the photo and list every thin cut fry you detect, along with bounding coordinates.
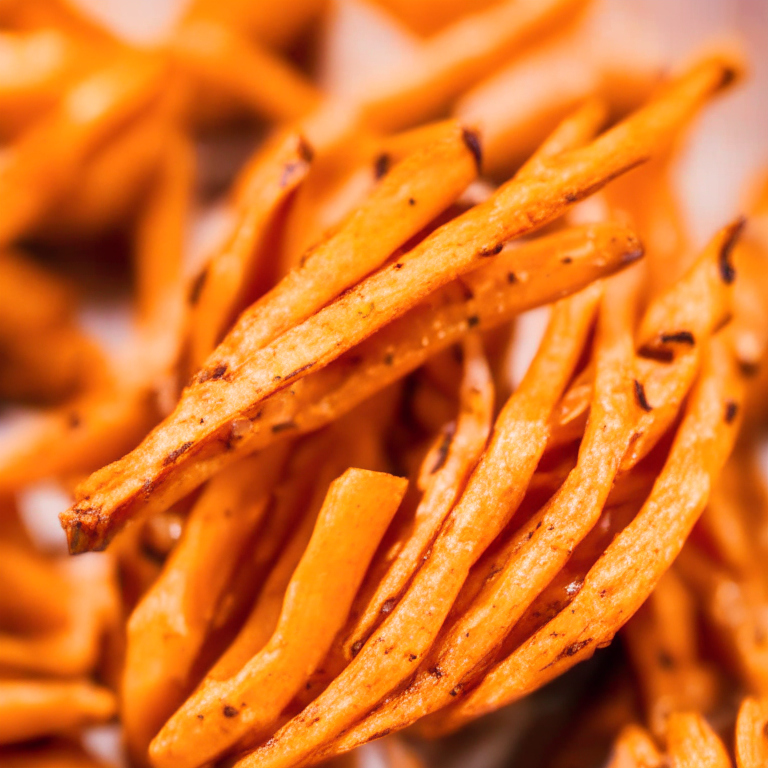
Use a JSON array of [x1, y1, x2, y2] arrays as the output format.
[[605, 724, 664, 768], [151, 469, 408, 768], [623, 568, 720, 738], [428, 334, 743, 734], [342, 334, 494, 658], [122, 446, 288, 764], [666, 712, 732, 768], [0, 680, 116, 744], [172, 21, 321, 123], [233, 287, 601, 768], [188, 131, 312, 369], [318, 271, 640, 758]]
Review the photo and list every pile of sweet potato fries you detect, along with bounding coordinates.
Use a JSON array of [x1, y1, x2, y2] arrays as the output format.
[[2, 0, 768, 766]]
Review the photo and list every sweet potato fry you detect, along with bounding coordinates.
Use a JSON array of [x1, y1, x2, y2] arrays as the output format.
[[182, 0, 324, 48], [188, 131, 312, 369], [428, 333, 743, 734], [0, 249, 105, 402], [342, 334, 493, 659], [60, 55, 736, 554], [0, 739, 109, 768], [0, 51, 166, 245], [0, 680, 116, 744], [666, 712, 732, 768], [0, 384, 158, 492], [172, 20, 321, 124], [549, 218, 742, 469], [605, 724, 664, 768], [39, 111, 171, 237], [60, 221, 638, 550], [735, 697, 768, 768], [122, 445, 288, 764], [623, 568, 720, 738], [134, 129, 195, 395], [151, 469, 407, 768], [0, 553, 119, 678], [676, 545, 768, 696], [232, 287, 600, 768], [278, 119, 472, 273], [357, 0, 590, 132], [316, 271, 640, 758], [0, 542, 70, 634]]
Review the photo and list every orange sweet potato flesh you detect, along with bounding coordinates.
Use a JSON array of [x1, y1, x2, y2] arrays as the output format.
[[63, 54, 739, 553]]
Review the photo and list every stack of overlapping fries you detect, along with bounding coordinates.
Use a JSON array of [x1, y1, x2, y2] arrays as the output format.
[[2, 0, 768, 765]]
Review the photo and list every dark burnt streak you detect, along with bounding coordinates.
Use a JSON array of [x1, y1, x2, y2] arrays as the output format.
[[638, 344, 674, 363], [374, 152, 391, 179], [431, 422, 456, 474], [719, 217, 745, 284], [162, 442, 193, 467], [189, 267, 208, 305], [725, 400, 739, 424], [271, 421, 297, 434], [297, 136, 314, 163], [195, 363, 228, 384], [633, 380, 652, 412], [660, 330, 695, 345], [479, 243, 503, 257], [285, 361, 316, 379]]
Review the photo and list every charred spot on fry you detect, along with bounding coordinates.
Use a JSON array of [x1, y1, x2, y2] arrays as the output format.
[[162, 442, 193, 467], [634, 380, 653, 412], [479, 243, 503, 257], [724, 401, 739, 424], [189, 267, 208, 305], [718, 217, 745, 284], [223, 705, 239, 718], [374, 153, 391, 179], [660, 330, 696, 345]]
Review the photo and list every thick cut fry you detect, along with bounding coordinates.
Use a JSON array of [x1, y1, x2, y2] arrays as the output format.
[[0, 680, 116, 744], [317, 272, 640, 758], [428, 334, 743, 734], [666, 712, 732, 768], [151, 469, 408, 768], [122, 446, 288, 765], [605, 724, 664, 768], [342, 334, 494, 658], [172, 21, 320, 123], [233, 288, 600, 768], [188, 132, 312, 368], [735, 697, 768, 768]]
